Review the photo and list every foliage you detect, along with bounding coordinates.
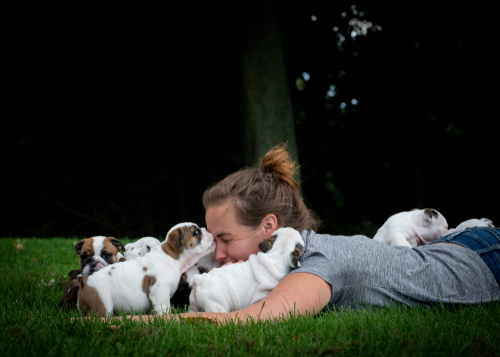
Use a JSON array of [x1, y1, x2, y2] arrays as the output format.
[[4, 1, 496, 238]]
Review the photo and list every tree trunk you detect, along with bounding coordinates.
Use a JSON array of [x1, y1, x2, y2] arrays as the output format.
[[237, 0, 299, 171]]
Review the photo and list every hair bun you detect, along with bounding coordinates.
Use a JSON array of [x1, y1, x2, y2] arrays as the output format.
[[261, 144, 299, 192]]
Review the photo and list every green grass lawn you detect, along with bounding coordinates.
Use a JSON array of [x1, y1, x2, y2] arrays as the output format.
[[1, 238, 499, 357]]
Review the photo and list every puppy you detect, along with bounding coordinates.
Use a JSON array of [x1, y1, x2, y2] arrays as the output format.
[[75, 223, 215, 316], [124, 237, 161, 260], [448, 218, 495, 233], [170, 252, 221, 310], [188, 227, 304, 313], [170, 265, 207, 310], [58, 269, 82, 309], [58, 236, 125, 309], [75, 236, 126, 276], [122, 238, 219, 310], [373, 208, 448, 248]]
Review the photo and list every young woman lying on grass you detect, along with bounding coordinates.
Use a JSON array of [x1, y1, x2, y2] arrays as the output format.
[[108, 145, 500, 325]]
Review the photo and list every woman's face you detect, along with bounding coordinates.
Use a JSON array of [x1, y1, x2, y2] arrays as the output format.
[[205, 201, 270, 264]]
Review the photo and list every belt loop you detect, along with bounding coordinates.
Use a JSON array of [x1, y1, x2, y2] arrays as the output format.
[[445, 230, 465, 241]]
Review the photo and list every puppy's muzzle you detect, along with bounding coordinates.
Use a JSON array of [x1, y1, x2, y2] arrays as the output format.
[[81, 257, 106, 275]]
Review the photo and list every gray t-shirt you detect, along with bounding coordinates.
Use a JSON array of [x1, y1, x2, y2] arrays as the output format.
[[287, 230, 500, 311]]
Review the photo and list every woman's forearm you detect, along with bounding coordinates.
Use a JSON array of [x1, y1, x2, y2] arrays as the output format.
[[105, 273, 331, 325]]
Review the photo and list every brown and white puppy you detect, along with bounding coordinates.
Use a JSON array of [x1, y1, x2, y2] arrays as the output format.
[[58, 269, 82, 309], [58, 236, 125, 309], [373, 208, 449, 248], [188, 227, 304, 313], [75, 236, 126, 276], [75, 223, 215, 317]]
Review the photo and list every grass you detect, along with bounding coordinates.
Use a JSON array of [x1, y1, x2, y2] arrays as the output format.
[[1, 237, 499, 357]]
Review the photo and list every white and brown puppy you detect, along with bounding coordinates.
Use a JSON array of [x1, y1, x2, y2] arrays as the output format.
[[75, 223, 215, 317], [75, 236, 126, 276], [188, 227, 304, 313], [373, 208, 449, 248], [59, 236, 125, 309], [124, 237, 161, 261], [448, 218, 495, 233]]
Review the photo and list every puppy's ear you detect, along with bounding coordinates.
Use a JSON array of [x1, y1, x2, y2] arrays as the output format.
[[75, 241, 84, 255], [162, 229, 183, 259], [258, 234, 278, 253], [108, 237, 125, 252], [179, 273, 188, 285], [258, 241, 272, 253], [175, 229, 185, 249], [68, 269, 81, 280], [481, 218, 494, 228], [424, 208, 438, 223], [290, 243, 304, 268]]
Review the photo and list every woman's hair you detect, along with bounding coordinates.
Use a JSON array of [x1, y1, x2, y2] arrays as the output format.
[[203, 144, 321, 232]]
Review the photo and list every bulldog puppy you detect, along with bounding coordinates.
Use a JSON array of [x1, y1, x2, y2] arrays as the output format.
[[124, 237, 161, 261], [58, 269, 82, 309], [170, 265, 207, 310], [75, 236, 126, 276], [448, 218, 495, 233], [58, 236, 125, 309], [188, 227, 304, 313], [75, 223, 215, 317], [170, 252, 221, 310], [373, 208, 448, 248]]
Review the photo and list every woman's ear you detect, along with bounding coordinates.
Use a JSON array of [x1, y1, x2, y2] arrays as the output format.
[[262, 214, 278, 238]]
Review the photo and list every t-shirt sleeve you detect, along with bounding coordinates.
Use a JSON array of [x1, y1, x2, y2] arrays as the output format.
[[287, 252, 336, 289], [285, 231, 338, 306]]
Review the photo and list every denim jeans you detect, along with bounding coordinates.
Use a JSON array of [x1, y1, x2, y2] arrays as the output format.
[[429, 227, 500, 286]]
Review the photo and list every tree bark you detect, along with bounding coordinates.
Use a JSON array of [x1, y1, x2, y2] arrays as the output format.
[[237, 0, 299, 170]]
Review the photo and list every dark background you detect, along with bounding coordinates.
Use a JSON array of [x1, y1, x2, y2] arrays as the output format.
[[4, 2, 497, 239]]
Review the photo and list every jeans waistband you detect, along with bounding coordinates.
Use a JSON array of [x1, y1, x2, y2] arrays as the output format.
[[430, 227, 500, 286]]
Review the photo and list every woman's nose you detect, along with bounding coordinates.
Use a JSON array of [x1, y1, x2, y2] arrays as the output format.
[[214, 244, 227, 262]]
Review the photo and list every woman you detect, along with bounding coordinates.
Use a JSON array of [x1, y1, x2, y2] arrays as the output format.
[[126, 144, 500, 324]]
